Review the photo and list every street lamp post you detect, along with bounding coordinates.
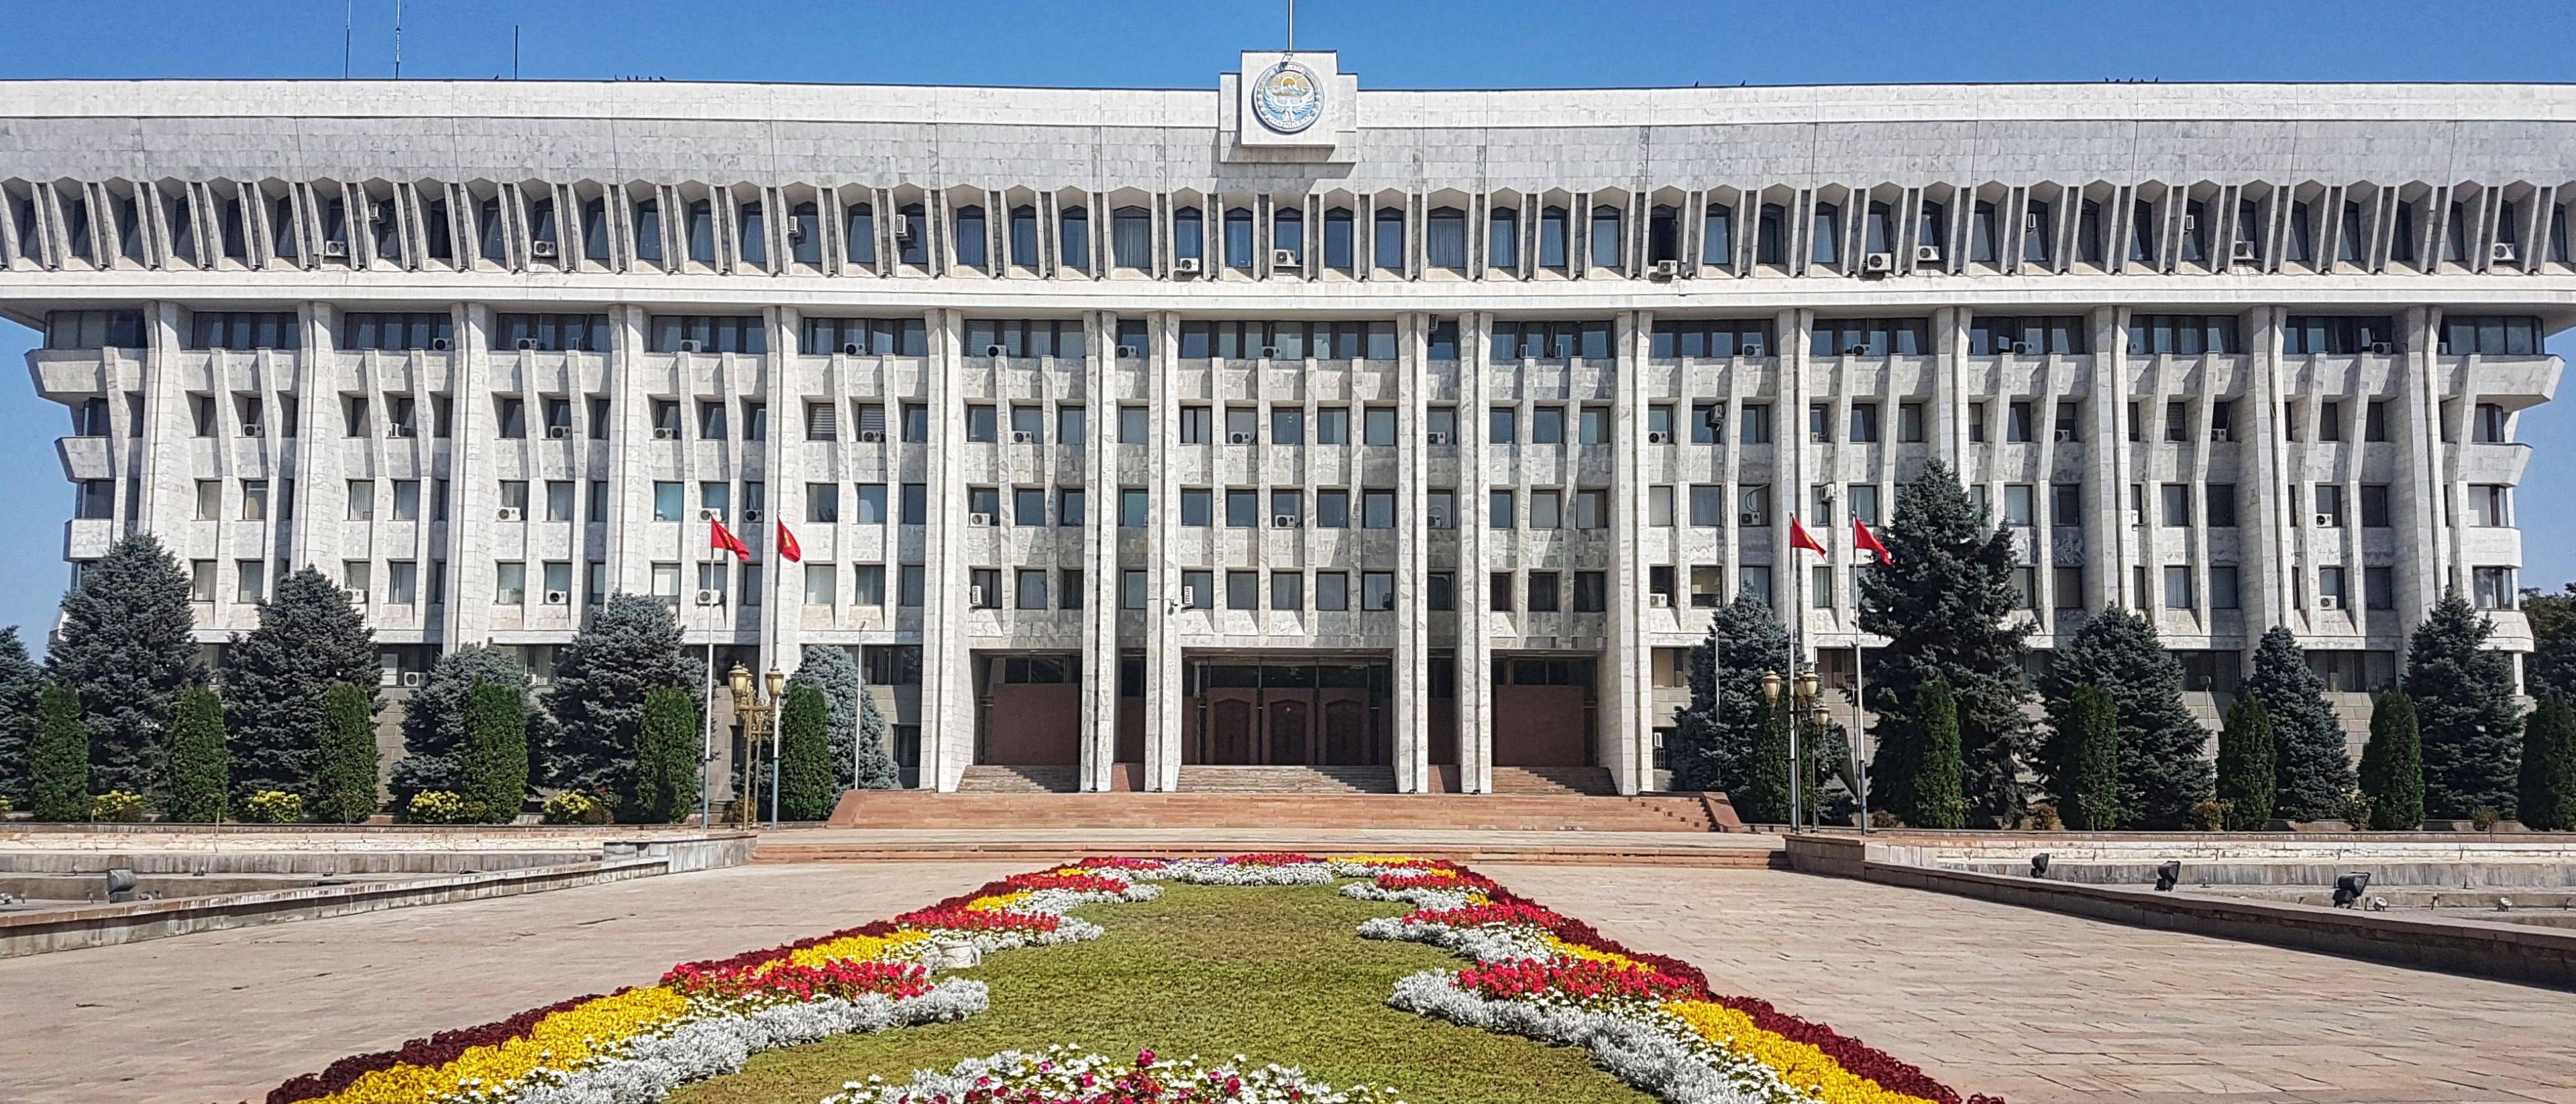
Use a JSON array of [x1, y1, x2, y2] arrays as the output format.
[[727, 663, 788, 828], [1760, 667, 1833, 832]]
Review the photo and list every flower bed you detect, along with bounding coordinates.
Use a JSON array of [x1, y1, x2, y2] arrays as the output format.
[[821, 1044, 1405, 1104]]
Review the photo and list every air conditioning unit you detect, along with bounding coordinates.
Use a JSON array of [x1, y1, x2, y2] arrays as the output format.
[[1427, 510, 1449, 527], [785, 223, 808, 242], [517, 337, 540, 351], [387, 424, 416, 438], [531, 239, 559, 259], [345, 589, 370, 605], [967, 584, 985, 607], [543, 589, 570, 606], [981, 343, 1007, 358], [1861, 252, 1894, 274], [2318, 594, 2343, 610], [400, 670, 427, 687], [321, 239, 349, 259], [1914, 244, 1943, 264], [496, 506, 523, 521], [855, 429, 885, 443], [2053, 428, 2077, 443], [1648, 592, 1672, 608], [2230, 240, 2259, 263], [1272, 514, 1300, 529], [1739, 512, 1764, 525], [1116, 345, 1141, 359], [2365, 341, 2394, 355], [742, 508, 763, 522], [2314, 512, 2337, 527], [1646, 430, 1671, 445], [2210, 427, 2233, 443], [1271, 248, 1299, 267], [241, 423, 264, 436], [841, 342, 864, 356], [545, 424, 571, 439], [1004, 430, 1033, 445], [1178, 585, 1198, 608], [967, 512, 996, 527], [1226, 431, 1254, 445], [1172, 256, 1202, 276], [698, 507, 725, 523], [1650, 258, 1682, 280], [429, 337, 451, 351], [2010, 340, 2037, 355], [1258, 345, 1282, 360], [676, 339, 703, 353], [1427, 431, 1452, 445], [694, 588, 724, 606], [2490, 241, 2519, 264], [652, 426, 682, 440]]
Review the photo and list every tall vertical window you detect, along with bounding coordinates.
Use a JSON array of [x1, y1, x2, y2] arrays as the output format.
[[1862, 202, 1894, 256], [1112, 206, 1151, 269], [1756, 203, 1785, 265], [2391, 200, 2417, 264], [1273, 206, 1303, 266], [1426, 207, 1466, 271], [898, 204, 927, 265], [1591, 205, 1623, 269], [1538, 206, 1568, 269], [1010, 206, 1038, 268], [685, 199, 715, 264], [1373, 207, 1403, 273], [790, 202, 820, 264], [2182, 199, 2209, 264], [2339, 201, 2365, 264], [1322, 207, 1354, 270], [1703, 203, 1733, 267], [1487, 207, 1517, 270], [2076, 200, 2104, 264], [1810, 203, 1839, 266], [735, 201, 765, 267], [1649, 205, 1680, 263], [1058, 205, 1088, 272], [2286, 201, 2314, 264], [1969, 201, 1998, 263], [578, 197, 608, 262], [1918, 201, 1947, 261], [843, 203, 874, 265], [1173, 206, 1202, 264], [2023, 201, 2052, 265], [2130, 199, 2156, 263], [1223, 207, 1254, 270], [952, 205, 986, 269], [631, 198, 662, 263]]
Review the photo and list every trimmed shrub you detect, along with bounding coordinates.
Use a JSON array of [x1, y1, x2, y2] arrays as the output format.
[[405, 790, 474, 824], [2186, 799, 2229, 832], [1732, 705, 1793, 824], [541, 789, 611, 825], [774, 683, 837, 822], [2361, 692, 2425, 830], [1910, 681, 1966, 830], [307, 683, 381, 824], [458, 680, 531, 823], [243, 789, 304, 824], [29, 683, 90, 822], [2216, 697, 2275, 830], [2515, 698, 2576, 832], [159, 685, 230, 822], [2057, 686, 2121, 830], [624, 687, 699, 824], [89, 789, 147, 823]]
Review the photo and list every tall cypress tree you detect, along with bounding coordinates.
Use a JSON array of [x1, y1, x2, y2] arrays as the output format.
[[2404, 592, 2520, 818], [2515, 697, 2576, 832], [2523, 584, 2576, 702], [854, 669, 897, 790], [222, 567, 378, 799], [48, 534, 203, 795], [2216, 697, 2276, 830], [160, 686, 231, 822], [2361, 691, 2424, 830], [307, 683, 381, 823], [2242, 626, 2355, 821], [627, 685, 700, 823], [543, 594, 699, 797], [29, 683, 89, 822], [774, 683, 837, 820], [2038, 607, 2210, 829], [1911, 680, 1966, 829], [392, 645, 532, 802], [1859, 461, 2035, 824], [2058, 685, 2121, 830], [1731, 703, 1793, 825], [1668, 595, 1796, 797], [0, 628, 42, 807], [459, 680, 532, 823], [789, 645, 863, 791]]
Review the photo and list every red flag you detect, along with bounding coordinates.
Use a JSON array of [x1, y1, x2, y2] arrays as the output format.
[[709, 517, 749, 562], [775, 520, 802, 563], [1852, 517, 1892, 565], [1790, 516, 1829, 557]]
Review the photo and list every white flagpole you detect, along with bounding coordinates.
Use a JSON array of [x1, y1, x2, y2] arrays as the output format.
[[1854, 585, 1868, 834], [698, 525, 716, 828], [1787, 528, 1803, 834]]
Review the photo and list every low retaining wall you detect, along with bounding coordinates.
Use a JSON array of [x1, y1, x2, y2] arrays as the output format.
[[1784, 836, 2576, 989]]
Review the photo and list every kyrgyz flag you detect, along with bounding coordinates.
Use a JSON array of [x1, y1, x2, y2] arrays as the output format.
[[1789, 515, 1829, 557], [1853, 517, 1893, 565], [775, 520, 803, 563], [709, 517, 750, 561]]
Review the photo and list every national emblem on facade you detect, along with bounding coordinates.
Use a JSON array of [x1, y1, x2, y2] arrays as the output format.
[[1251, 58, 1322, 134]]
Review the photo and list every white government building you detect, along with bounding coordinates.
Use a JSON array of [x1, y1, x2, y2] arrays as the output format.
[[1, 57, 2567, 795]]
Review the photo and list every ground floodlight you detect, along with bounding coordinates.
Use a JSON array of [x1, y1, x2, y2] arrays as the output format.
[[2331, 872, 2371, 907], [104, 867, 138, 903], [2152, 860, 2181, 892], [2029, 852, 2051, 878]]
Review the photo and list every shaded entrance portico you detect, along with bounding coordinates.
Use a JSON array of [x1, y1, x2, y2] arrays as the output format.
[[1181, 653, 1393, 767]]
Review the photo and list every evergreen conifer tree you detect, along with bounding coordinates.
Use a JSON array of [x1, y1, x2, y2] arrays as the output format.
[[1668, 595, 1796, 795], [2522, 584, 2575, 702], [626, 685, 700, 823], [2037, 607, 2210, 829], [789, 645, 863, 791], [160, 686, 230, 822], [1911, 680, 1967, 829], [221, 567, 377, 799], [1731, 704, 1793, 825], [2242, 626, 2354, 821], [2514, 697, 2576, 832], [29, 683, 89, 821], [1858, 461, 2035, 823], [2404, 592, 2521, 817], [853, 676, 898, 790], [459, 680, 531, 823], [2361, 691, 2425, 830], [307, 683, 380, 823], [2216, 697, 2276, 830], [391, 646, 531, 802], [0, 628, 42, 807], [542, 594, 698, 796], [774, 683, 837, 820], [46, 535, 202, 794], [2057, 685, 2121, 830]]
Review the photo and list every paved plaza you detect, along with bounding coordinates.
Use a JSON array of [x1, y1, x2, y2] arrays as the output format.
[[2, 861, 2571, 1104]]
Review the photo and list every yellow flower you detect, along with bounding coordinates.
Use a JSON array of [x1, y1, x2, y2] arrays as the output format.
[[1659, 1001, 1941, 1104], [777, 929, 931, 973], [963, 891, 1033, 912], [311, 987, 692, 1104], [1541, 933, 1641, 971]]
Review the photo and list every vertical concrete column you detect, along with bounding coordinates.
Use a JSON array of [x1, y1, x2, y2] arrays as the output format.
[[920, 308, 969, 793], [288, 304, 333, 573], [605, 307, 651, 594], [762, 311, 801, 679], [1144, 313, 1183, 791], [1456, 311, 1495, 793], [2246, 307, 2291, 633], [441, 306, 493, 649], [1604, 311, 1650, 795], [2394, 307, 2447, 633], [1392, 311, 1431, 793], [1778, 309, 1811, 661], [2086, 308, 2128, 613], [138, 302, 184, 533], [1078, 311, 1121, 792]]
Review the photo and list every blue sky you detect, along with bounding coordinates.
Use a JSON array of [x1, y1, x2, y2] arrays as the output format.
[[0, 0, 2571, 651]]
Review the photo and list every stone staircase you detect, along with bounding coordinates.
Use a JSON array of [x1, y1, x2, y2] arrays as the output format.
[[824, 789, 1727, 833], [1490, 766, 1617, 796], [1175, 765, 1396, 793], [955, 765, 1081, 793]]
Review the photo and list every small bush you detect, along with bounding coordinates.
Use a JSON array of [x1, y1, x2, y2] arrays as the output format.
[[243, 789, 304, 824], [2469, 806, 2502, 831], [89, 790, 148, 823], [1868, 809, 1903, 829], [0, 795, 13, 816], [2022, 802, 2063, 831], [405, 790, 474, 824], [542, 789, 611, 825], [2186, 799, 2229, 832]]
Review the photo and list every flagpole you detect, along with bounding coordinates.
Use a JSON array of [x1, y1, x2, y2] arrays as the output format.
[[769, 526, 788, 827], [1787, 525, 1803, 834], [1854, 601, 1868, 834], [698, 521, 717, 828]]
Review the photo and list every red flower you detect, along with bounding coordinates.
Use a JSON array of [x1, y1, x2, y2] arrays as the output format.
[[1404, 901, 1562, 929], [896, 905, 1063, 933], [1455, 957, 1701, 1005], [662, 958, 932, 1002]]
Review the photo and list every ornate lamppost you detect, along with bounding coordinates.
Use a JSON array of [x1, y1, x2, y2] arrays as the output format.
[[727, 662, 788, 827], [1760, 667, 1833, 832]]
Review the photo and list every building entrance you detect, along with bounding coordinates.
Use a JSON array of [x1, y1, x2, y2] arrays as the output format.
[[1183, 655, 1391, 767]]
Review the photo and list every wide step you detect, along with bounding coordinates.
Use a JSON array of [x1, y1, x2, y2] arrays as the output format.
[[826, 790, 1725, 833], [1490, 767, 1617, 796], [956, 765, 1081, 793], [1177, 766, 1395, 793]]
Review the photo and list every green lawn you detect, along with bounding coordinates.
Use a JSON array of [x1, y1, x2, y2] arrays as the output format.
[[667, 881, 1655, 1104]]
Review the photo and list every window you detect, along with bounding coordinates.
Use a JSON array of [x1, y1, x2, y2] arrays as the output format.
[[1527, 571, 1561, 612], [1649, 319, 1773, 359], [1579, 407, 1610, 445], [1364, 406, 1397, 446], [1221, 569, 1258, 611], [1224, 207, 1255, 270], [1487, 206, 1517, 270], [1179, 488, 1212, 527], [1362, 571, 1395, 612], [2162, 565, 2196, 610], [1429, 571, 1456, 612], [1426, 207, 1466, 270], [2282, 315, 2400, 355], [1809, 202, 1839, 266], [240, 479, 270, 520], [2469, 484, 2510, 527], [1969, 316, 2090, 355], [1057, 205, 1087, 272], [1538, 206, 1568, 269], [951, 205, 987, 269], [1374, 207, 1405, 274], [187, 311, 301, 350], [1271, 571, 1304, 612], [1848, 403, 1880, 443], [2366, 567, 2396, 610], [1315, 572, 1348, 612], [2202, 485, 2237, 528], [1702, 203, 1733, 267], [2125, 315, 2242, 355], [2361, 484, 2392, 528], [1688, 485, 1725, 527], [1110, 207, 1152, 268], [1273, 206, 1303, 267], [1173, 206, 1202, 265], [2159, 484, 2192, 527], [1488, 490, 1515, 529], [1530, 406, 1564, 445], [965, 404, 998, 443], [236, 559, 266, 603], [1573, 489, 1609, 530], [2440, 316, 2543, 356], [647, 315, 765, 354], [1225, 488, 1258, 528], [1809, 317, 1931, 357], [1056, 488, 1084, 527], [1489, 572, 1514, 612], [1426, 490, 1454, 529], [1014, 567, 1049, 610], [1489, 320, 1612, 362], [1739, 403, 1772, 445], [2475, 403, 2509, 444], [1529, 489, 1562, 530], [491, 313, 611, 353], [1591, 205, 1623, 269], [2473, 567, 2517, 610], [1489, 406, 1517, 444], [2314, 484, 2345, 527], [1316, 406, 1349, 445], [494, 561, 526, 605], [1362, 489, 1395, 529], [1316, 489, 1350, 529], [1121, 488, 1149, 528]]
